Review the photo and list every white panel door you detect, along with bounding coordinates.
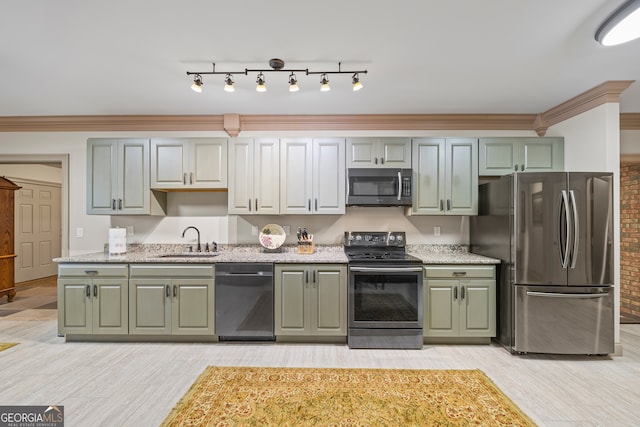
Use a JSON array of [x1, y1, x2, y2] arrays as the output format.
[[313, 138, 345, 214], [14, 179, 61, 282], [280, 138, 313, 214]]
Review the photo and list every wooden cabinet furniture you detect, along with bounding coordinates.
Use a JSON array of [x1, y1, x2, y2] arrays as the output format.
[[0, 176, 20, 302], [346, 137, 411, 168], [87, 138, 166, 215], [57, 264, 129, 336], [128, 265, 215, 336], [275, 264, 347, 338], [423, 265, 496, 340], [280, 138, 346, 214], [228, 138, 280, 214], [478, 137, 564, 175], [151, 138, 228, 189], [411, 138, 478, 215]]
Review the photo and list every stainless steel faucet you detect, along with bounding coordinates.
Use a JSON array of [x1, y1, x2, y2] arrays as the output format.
[[182, 226, 201, 252]]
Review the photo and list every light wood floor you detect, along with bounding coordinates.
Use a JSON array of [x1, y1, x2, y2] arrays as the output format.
[[1, 310, 639, 426]]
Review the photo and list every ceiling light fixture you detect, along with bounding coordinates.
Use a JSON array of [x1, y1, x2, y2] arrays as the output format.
[[352, 73, 363, 92], [288, 73, 299, 92], [186, 59, 367, 93], [191, 74, 203, 93], [595, 0, 640, 46], [223, 74, 235, 92], [320, 74, 331, 92], [255, 72, 267, 92]]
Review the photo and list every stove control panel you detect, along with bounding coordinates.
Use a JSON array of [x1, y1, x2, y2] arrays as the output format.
[[344, 231, 406, 247]]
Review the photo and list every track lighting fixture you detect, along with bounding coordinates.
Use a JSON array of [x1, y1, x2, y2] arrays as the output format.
[[288, 73, 299, 92], [352, 73, 363, 92], [256, 72, 267, 92], [596, 0, 640, 46], [186, 59, 367, 93], [320, 74, 331, 92], [223, 74, 235, 92], [191, 74, 203, 93]]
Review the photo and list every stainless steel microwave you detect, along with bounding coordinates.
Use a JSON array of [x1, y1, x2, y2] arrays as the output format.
[[346, 168, 412, 206]]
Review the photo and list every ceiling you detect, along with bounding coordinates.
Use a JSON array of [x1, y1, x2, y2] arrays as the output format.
[[2, 0, 640, 117]]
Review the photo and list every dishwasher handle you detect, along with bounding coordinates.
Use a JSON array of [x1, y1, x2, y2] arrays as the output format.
[[216, 272, 273, 277]]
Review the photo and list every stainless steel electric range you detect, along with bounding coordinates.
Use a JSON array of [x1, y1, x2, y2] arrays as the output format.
[[344, 231, 424, 349]]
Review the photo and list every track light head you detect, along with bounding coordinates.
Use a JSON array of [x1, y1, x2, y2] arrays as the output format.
[[256, 72, 267, 92], [352, 73, 363, 91], [320, 74, 331, 92], [191, 74, 203, 93], [288, 73, 299, 92], [224, 74, 235, 92]]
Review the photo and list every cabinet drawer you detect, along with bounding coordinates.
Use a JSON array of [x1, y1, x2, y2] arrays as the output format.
[[58, 264, 128, 277], [129, 264, 214, 278], [424, 265, 494, 279]]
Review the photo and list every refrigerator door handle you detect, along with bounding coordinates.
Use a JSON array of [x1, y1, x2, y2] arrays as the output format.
[[569, 190, 579, 269], [526, 291, 610, 299], [559, 191, 570, 268]]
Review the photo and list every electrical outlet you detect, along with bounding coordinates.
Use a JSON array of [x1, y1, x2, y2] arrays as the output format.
[[434, 226, 441, 236], [76, 227, 84, 238], [251, 226, 259, 236], [126, 225, 134, 236]]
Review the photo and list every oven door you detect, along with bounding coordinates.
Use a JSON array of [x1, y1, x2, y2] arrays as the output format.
[[348, 265, 423, 329]]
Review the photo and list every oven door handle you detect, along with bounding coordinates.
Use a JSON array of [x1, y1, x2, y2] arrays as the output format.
[[349, 266, 424, 273]]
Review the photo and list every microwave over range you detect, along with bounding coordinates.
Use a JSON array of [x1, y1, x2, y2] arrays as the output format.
[[346, 168, 412, 206]]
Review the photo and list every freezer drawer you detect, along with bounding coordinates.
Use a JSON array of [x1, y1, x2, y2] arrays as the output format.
[[514, 285, 613, 355]]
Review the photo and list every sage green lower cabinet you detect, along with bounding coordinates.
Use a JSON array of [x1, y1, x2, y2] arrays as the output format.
[[424, 265, 496, 341], [275, 264, 347, 338], [57, 264, 129, 336], [129, 265, 215, 336]]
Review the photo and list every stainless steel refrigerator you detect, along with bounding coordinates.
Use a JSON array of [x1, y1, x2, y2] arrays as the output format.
[[470, 172, 614, 355]]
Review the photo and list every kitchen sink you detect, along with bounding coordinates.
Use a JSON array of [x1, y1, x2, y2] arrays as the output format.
[[159, 253, 219, 258]]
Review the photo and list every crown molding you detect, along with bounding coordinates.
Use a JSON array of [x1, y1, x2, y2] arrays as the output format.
[[534, 80, 635, 136], [621, 113, 640, 130], [0, 115, 225, 132]]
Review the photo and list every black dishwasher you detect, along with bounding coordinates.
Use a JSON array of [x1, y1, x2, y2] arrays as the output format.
[[215, 263, 275, 341]]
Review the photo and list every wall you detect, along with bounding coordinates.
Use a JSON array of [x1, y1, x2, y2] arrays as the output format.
[[0, 164, 62, 184], [546, 102, 621, 344], [621, 130, 640, 155], [0, 129, 536, 255], [620, 164, 640, 320]]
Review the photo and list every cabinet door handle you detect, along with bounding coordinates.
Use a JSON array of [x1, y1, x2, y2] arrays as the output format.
[[112, 199, 116, 210], [380, 157, 385, 164], [190, 172, 193, 185], [447, 199, 451, 211], [248, 199, 252, 212], [255, 199, 258, 212], [166, 285, 170, 298], [514, 164, 518, 171], [308, 199, 311, 211], [86, 285, 91, 298], [439, 200, 444, 211], [305, 271, 309, 284], [173, 285, 177, 298], [461, 286, 465, 300], [118, 198, 122, 210], [315, 198, 318, 211], [374, 157, 378, 165], [183, 173, 187, 185], [521, 164, 525, 172], [453, 286, 458, 300], [93, 284, 98, 298], [313, 270, 316, 283]]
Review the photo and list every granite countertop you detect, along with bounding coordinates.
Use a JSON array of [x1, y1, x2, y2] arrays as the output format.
[[54, 243, 500, 265]]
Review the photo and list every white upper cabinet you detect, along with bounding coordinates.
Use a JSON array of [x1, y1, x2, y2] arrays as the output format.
[[87, 138, 164, 215], [280, 138, 345, 215], [478, 137, 564, 175], [150, 138, 227, 189], [411, 138, 478, 216], [228, 138, 280, 215], [346, 137, 411, 168]]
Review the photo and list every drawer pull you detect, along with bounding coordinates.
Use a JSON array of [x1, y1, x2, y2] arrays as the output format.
[[452, 271, 467, 277], [84, 270, 99, 275]]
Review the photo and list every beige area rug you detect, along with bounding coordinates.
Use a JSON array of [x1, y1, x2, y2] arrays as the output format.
[[0, 343, 19, 352], [161, 366, 536, 426]]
